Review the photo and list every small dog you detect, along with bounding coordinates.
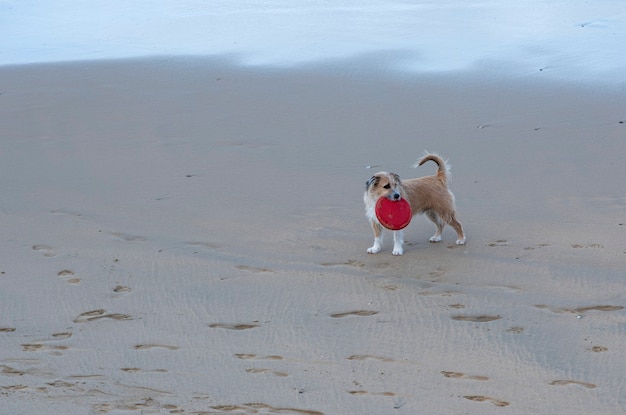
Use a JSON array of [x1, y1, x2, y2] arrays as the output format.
[[364, 153, 465, 255]]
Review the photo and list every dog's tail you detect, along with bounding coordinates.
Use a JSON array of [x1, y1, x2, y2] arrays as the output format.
[[413, 152, 451, 182]]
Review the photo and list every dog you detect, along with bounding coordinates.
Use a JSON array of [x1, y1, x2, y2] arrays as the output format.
[[364, 153, 465, 255]]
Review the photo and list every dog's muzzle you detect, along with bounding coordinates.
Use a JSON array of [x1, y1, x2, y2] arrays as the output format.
[[391, 192, 401, 200]]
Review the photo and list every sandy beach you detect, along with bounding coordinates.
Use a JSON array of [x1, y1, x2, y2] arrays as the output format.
[[1, 56, 625, 414]]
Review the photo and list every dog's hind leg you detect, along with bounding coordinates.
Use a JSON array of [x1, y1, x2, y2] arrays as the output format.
[[426, 210, 445, 243], [447, 215, 466, 245], [367, 221, 383, 254]]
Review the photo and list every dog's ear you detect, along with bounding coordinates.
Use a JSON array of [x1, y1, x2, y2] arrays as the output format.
[[365, 176, 378, 190], [391, 173, 401, 183]]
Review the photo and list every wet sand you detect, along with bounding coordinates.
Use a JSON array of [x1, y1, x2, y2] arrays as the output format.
[[0, 57, 625, 414]]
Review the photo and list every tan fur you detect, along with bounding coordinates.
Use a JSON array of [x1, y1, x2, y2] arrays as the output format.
[[364, 153, 465, 255]]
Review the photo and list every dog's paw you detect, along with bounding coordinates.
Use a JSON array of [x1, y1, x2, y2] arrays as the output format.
[[455, 238, 466, 245], [367, 246, 381, 254], [429, 235, 442, 243], [392, 247, 403, 256]]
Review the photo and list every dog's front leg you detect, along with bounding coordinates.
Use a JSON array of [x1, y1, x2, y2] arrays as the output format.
[[367, 221, 383, 254], [392, 230, 404, 255]]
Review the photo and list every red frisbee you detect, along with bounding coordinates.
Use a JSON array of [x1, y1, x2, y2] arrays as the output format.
[[375, 197, 412, 230]]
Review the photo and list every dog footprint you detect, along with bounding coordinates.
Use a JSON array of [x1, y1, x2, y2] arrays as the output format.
[[21, 343, 69, 354], [57, 270, 80, 284], [330, 310, 379, 318], [211, 403, 324, 415], [419, 290, 463, 297], [571, 243, 604, 249], [464, 395, 510, 407], [320, 260, 366, 268], [346, 355, 394, 363], [121, 367, 168, 373], [73, 309, 133, 323], [235, 354, 283, 361], [33, 244, 56, 257], [549, 380, 596, 388], [133, 344, 179, 351], [348, 390, 397, 397], [113, 285, 132, 297], [487, 240, 509, 247], [451, 315, 501, 322], [46, 379, 80, 389], [209, 322, 260, 330], [235, 265, 274, 273], [441, 371, 489, 381], [245, 368, 288, 377], [535, 304, 623, 315]]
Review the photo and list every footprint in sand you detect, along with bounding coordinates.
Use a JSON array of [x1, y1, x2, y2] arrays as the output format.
[[330, 310, 379, 318], [487, 240, 510, 247], [20, 331, 73, 354], [245, 368, 288, 377], [549, 380, 596, 388], [442, 371, 489, 381], [93, 398, 181, 413], [46, 379, 79, 389], [235, 354, 283, 360], [113, 285, 132, 296], [133, 344, 179, 351], [209, 322, 260, 330], [571, 243, 604, 249], [0, 327, 16, 333], [464, 395, 510, 407], [535, 305, 623, 315], [235, 265, 274, 273], [32, 244, 56, 257], [451, 315, 501, 322], [2, 384, 28, 390], [320, 259, 366, 268], [523, 243, 550, 251], [57, 269, 80, 284], [211, 403, 324, 415], [121, 367, 168, 373], [73, 309, 133, 323], [348, 390, 397, 397], [21, 343, 69, 353], [419, 290, 463, 297], [1, 365, 27, 376], [346, 354, 394, 363]]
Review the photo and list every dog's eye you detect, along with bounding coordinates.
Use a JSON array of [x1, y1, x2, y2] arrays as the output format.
[[383, 184, 391, 189]]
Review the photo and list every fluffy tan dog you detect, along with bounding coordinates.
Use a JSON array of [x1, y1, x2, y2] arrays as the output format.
[[364, 153, 465, 255]]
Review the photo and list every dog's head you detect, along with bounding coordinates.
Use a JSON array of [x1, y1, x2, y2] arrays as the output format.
[[365, 172, 404, 201]]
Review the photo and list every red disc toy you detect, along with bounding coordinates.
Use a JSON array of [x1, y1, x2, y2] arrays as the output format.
[[375, 197, 412, 230]]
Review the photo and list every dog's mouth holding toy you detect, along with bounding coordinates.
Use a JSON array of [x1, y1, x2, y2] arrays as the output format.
[[375, 196, 412, 230]]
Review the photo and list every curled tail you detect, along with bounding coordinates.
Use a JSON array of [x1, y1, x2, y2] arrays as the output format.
[[414, 153, 450, 182]]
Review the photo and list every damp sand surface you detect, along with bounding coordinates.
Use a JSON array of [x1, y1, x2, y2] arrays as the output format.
[[1, 58, 625, 414]]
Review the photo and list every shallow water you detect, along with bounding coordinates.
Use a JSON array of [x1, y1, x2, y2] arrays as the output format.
[[2, 0, 626, 83]]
